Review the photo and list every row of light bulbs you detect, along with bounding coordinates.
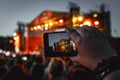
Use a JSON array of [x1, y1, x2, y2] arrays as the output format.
[[30, 19, 64, 31], [30, 13, 100, 31]]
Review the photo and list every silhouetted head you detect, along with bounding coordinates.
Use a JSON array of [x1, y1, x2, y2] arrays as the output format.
[[50, 59, 64, 78]]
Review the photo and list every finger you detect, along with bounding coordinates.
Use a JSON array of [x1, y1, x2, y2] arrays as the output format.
[[73, 26, 90, 36], [65, 27, 81, 44]]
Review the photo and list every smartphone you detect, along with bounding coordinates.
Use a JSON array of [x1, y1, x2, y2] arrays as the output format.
[[43, 31, 78, 57]]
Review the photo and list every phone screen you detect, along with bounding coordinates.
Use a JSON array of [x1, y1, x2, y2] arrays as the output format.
[[44, 31, 77, 57], [48, 32, 69, 46]]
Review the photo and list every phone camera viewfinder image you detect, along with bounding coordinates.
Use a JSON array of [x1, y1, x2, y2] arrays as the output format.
[[43, 31, 78, 57]]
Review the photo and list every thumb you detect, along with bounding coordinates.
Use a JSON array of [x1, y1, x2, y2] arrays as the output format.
[[65, 28, 81, 45]]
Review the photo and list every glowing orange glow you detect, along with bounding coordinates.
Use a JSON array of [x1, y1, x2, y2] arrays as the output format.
[[49, 22, 53, 26], [45, 23, 48, 27], [37, 26, 43, 31], [25, 33, 28, 53], [72, 17, 77, 23], [41, 25, 45, 28], [55, 21, 59, 25], [93, 13, 98, 18], [37, 25, 41, 29], [34, 26, 37, 30], [14, 34, 20, 53], [83, 20, 92, 26], [59, 19, 64, 23], [83, 18, 93, 26], [45, 24, 48, 30], [94, 20, 99, 25], [78, 16, 83, 21], [30, 28, 34, 31], [61, 45, 66, 50]]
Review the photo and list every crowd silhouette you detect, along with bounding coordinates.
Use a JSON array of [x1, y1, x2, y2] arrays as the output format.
[[0, 53, 94, 80]]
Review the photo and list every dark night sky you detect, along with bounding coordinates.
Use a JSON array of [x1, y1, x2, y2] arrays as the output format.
[[0, 0, 120, 37]]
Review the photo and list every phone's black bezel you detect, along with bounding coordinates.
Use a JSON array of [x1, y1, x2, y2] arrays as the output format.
[[43, 31, 78, 57]]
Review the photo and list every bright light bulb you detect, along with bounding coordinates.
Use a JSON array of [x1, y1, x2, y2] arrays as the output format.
[[94, 21, 99, 25], [59, 19, 63, 23]]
